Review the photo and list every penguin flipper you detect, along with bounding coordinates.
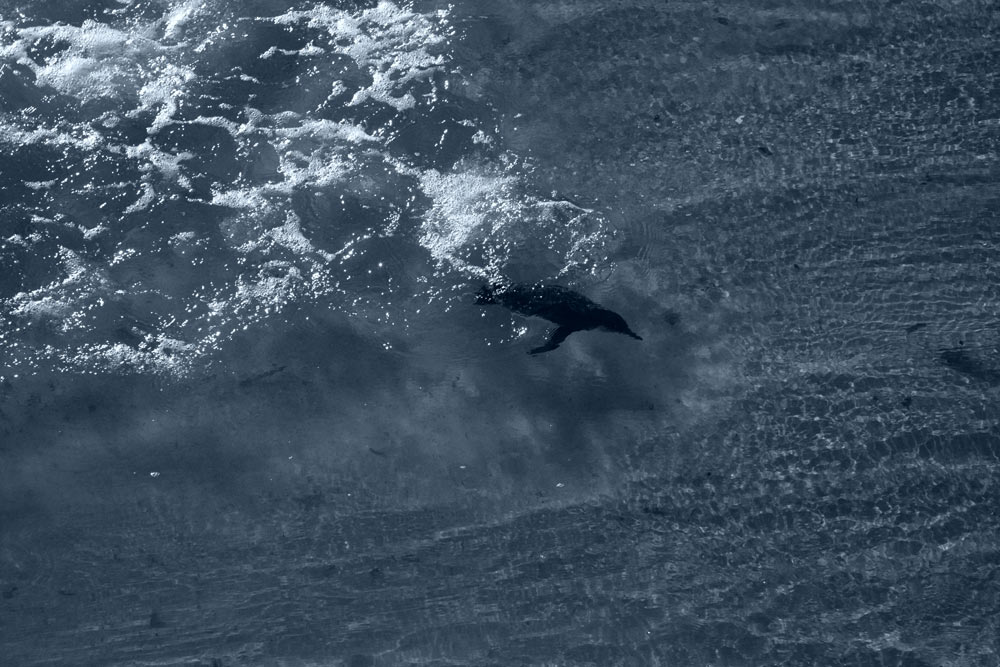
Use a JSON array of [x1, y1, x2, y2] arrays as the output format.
[[529, 326, 575, 355]]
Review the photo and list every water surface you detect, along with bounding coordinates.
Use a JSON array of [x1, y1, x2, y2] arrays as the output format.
[[1, 1, 998, 665]]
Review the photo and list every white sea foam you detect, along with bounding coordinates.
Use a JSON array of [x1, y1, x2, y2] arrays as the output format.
[[10, 295, 74, 320], [137, 63, 197, 134], [7, 248, 110, 328], [13, 21, 172, 104], [162, 0, 206, 42], [0, 123, 104, 150], [126, 139, 194, 195], [275, 119, 378, 145], [0, 0, 606, 376], [418, 166, 520, 275], [272, 1, 450, 110], [266, 212, 335, 263], [232, 263, 305, 313]]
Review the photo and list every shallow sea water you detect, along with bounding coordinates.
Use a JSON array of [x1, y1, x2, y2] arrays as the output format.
[[1, 1, 999, 665]]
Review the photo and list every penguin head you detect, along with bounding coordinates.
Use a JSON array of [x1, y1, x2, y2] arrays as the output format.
[[596, 310, 642, 340]]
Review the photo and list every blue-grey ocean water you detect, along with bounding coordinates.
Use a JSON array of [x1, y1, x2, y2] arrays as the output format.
[[1, 0, 999, 665]]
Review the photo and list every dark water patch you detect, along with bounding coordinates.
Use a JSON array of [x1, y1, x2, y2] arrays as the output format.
[[0, 62, 54, 113], [939, 345, 1000, 384], [0, 234, 76, 299], [151, 122, 243, 194], [91, 110, 155, 146], [387, 98, 497, 169], [921, 169, 1000, 187]]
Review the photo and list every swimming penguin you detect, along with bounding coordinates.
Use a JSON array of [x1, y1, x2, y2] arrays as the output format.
[[475, 283, 642, 354]]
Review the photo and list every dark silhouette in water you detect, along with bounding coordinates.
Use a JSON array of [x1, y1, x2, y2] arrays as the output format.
[[939, 344, 1000, 384], [475, 283, 642, 354]]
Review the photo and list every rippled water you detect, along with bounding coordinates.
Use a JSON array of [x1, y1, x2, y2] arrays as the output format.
[[1, 1, 998, 665]]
